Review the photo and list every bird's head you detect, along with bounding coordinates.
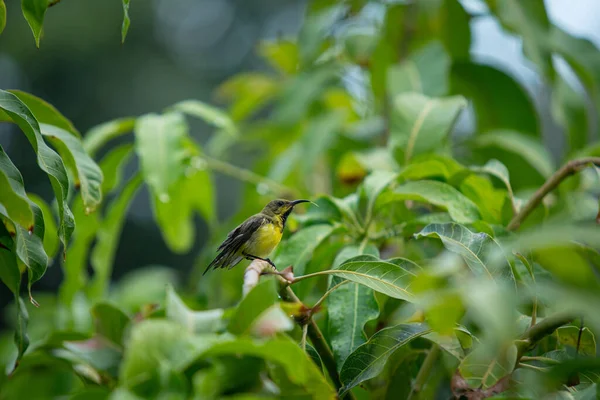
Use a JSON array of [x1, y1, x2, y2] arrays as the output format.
[[261, 199, 313, 219]]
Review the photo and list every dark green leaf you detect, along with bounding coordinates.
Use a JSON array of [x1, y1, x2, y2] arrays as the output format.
[[551, 76, 590, 153], [390, 92, 466, 164], [228, 278, 277, 336], [41, 124, 103, 213], [415, 223, 516, 286], [27, 193, 58, 259], [440, 0, 471, 60], [166, 285, 225, 334], [91, 302, 130, 347], [328, 245, 380, 371], [0, 145, 34, 230], [450, 62, 540, 135], [339, 323, 431, 396], [21, 0, 47, 47], [0, 0, 5, 35], [379, 180, 480, 224], [3, 90, 79, 136], [83, 117, 135, 157], [202, 336, 336, 399], [121, 0, 130, 43], [13, 297, 30, 369], [0, 219, 20, 294], [87, 174, 143, 300], [0, 89, 74, 251]]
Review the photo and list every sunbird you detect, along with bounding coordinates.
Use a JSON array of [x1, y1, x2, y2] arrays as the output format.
[[203, 199, 313, 275]]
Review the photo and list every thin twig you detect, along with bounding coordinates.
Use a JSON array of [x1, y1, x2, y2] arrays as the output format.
[[518, 363, 549, 373], [507, 157, 600, 231], [301, 324, 308, 352], [311, 280, 350, 311], [520, 356, 560, 365], [48, 0, 61, 7], [408, 344, 440, 400]]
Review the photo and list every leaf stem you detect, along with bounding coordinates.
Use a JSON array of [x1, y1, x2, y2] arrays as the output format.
[[516, 312, 575, 360], [301, 324, 308, 352], [408, 344, 440, 400], [198, 154, 299, 198], [507, 157, 600, 231], [520, 356, 560, 365], [517, 363, 549, 373], [311, 280, 350, 311], [291, 270, 332, 284]]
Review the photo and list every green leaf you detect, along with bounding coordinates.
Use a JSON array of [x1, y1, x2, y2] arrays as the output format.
[[120, 320, 217, 395], [551, 76, 590, 153], [134, 112, 188, 201], [415, 223, 516, 286], [273, 224, 337, 277], [440, 0, 471, 60], [470, 159, 516, 214], [339, 323, 431, 396], [202, 336, 336, 399], [316, 255, 417, 301], [217, 72, 278, 121], [0, 89, 74, 251], [166, 285, 225, 334], [228, 278, 277, 336], [83, 117, 135, 157], [0, 219, 21, 294], [458, 343, 517, 390], [258, 39, 299, 75], [0, 0, 6, 35], [450, 62, 540, 135], [557, 326, 596, 356], [41, 124, 103, 213], [91, 302, 130, 348], [358, 170, 397, 225], [533, 244, 600, 289], [27, 193, 58, 259], [121, 0, 130, 43], [13, 297, 30, 368], [0, 145, 34, 230], [379, 180, 481, 224], [87, 174, 143, 300], [474, 130, 554, 188], [484, 0, 554, 79], [328, 245, 380, 371], [0, 90, 79, 136], [390, 92, 466, 164], [171, 100, 237, 136], [21, 0, 47, 47]]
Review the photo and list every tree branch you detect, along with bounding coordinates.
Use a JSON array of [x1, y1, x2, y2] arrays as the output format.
[[507, 157, 600, 231], [516, 312, 575, 359]]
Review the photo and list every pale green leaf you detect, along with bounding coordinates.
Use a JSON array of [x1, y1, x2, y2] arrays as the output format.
[[91, 302, 130, 347], [0, 145, 34, 230], [557, 326, 596, 356], [328, 245, 380, 371], [166, 285, 224, 334], [121, 0, 130, 43], [551, 76, 590, 153], [41, 124, 103, 213], [470, 159, 516, 213], [21, 0, 47, 47], [83, 117, 135, 157], [228, 278, 277, 336], [0, 0, 6, 35], [378, 180, 480, 224], [415, 223, 516, 286], [134, 112, 188, 200], [390, 92, 466, 164], [339, 323, 431, 396], [258, 39, 299, 75], [458, 343, 517, 389], [0, 89, 74, 250], [172, 100, 237, 136]]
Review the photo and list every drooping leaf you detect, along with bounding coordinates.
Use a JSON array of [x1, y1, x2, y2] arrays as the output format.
[[166, 285, 225, 334], [313, 255, 417, 301], [1, 90, 79, 136], [21, 0, 48, 47], [13, 297, 30, 369], [339, 323, 431, 396], [415, 223, 516, 287], [0, 89, 74, 250], [389, 92, 466, 164], [27, 193, 58, 259], [0, 218, 21, 295], [83, 117, 135, 157], [378, 180, 481, 224], [121, 0, 130, 43], [458, 343, 518, 390], [134, 112, 188, 201], [473, 130, 554, 188], [470, 159, 516, 214], [328, 245, 380, 371], [557, 326, 596, 356], [484, 0, 554, 79], [202, 336, 336, 399], [0, 145, 34, 230], [40, 124, 103, 213], [172, 99, 237, 136], [87, 174, 143, 300], [228, 278, 277, 336], [91, 302, 130, 348], [450, 62, 540, 135], [0, 0, 5, 35], [551, 76, 590, 154]]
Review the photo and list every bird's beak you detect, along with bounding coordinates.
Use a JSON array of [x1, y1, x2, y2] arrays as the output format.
[[291, 199, 317, 207]]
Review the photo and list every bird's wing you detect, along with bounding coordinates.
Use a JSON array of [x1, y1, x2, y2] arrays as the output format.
[[204, 215, 266, 275]]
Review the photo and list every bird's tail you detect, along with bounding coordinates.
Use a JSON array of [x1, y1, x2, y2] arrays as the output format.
[[203, 249, 243, 275]]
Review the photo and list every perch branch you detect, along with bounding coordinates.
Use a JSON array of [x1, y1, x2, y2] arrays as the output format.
[[507, 157, 600, 231]]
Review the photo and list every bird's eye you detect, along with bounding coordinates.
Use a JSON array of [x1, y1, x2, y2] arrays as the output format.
[[277, 200, 284, 207]]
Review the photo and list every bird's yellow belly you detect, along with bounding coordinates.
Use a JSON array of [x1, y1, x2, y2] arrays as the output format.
[[246, 223, 282, 258]]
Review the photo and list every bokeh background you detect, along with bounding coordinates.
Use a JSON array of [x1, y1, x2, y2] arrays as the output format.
[[0, 0, 599, 322]]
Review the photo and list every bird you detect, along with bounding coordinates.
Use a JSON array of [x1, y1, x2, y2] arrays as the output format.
[[203, 199, 313, 275]]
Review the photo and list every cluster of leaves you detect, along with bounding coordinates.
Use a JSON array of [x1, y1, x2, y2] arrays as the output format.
[[2, 0, 600, 399]]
